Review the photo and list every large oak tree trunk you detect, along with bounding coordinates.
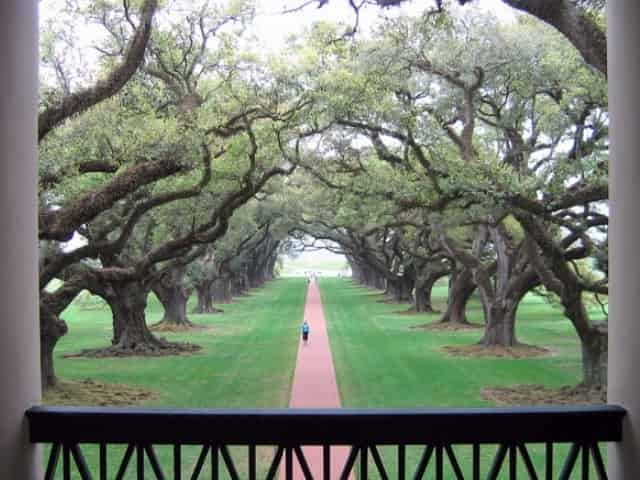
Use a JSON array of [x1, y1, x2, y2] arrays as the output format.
[[39, 279, 85, 389], [439, 269, 475, 325], [559, 293, 608, 388], [357, 264, 384, 289], [212, 277, 232, 304], [71, 276, 200, 357], [413, 284, 432, 313], [231, 273, 249, 296], [359, 265, 370, 285], [265, 251, 278, 280], [39, 306, 68, 389], [562, 285, 608, 388], [581, 325, 607, 388], [387, 275, 414, 303], [349, 260, 362, 283], [413, 269, 447, 313], [357, 264, 370, 286], [158, 289, 189, 325], [152, 268, 195, 328], [372, 270, 386, 290], [242, 272, 251, 293], [193, 281, 223, 314], [192, 281, 217, 313], [477, 269, 539, 347], [247, 263, 261, 289], [350, 260, 386, 290], [475, 227, 538, 347], [519, 217, 607, 388], [108, 281, 163, 352], [478, 298, 519, 346]]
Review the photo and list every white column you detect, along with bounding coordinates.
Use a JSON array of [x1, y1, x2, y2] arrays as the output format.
[[0, 1, 42, 478], [609, 0, 640, 477]]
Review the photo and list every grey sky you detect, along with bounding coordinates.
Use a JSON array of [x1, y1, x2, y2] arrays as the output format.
[[251, 0, 517, 51]]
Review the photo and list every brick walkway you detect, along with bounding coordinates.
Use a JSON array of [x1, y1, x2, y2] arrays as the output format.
[[283, 279, 350, 479]]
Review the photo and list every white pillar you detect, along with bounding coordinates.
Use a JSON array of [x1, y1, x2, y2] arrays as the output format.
[[609, 0, 640, 477], [0, 1, 42, 478]]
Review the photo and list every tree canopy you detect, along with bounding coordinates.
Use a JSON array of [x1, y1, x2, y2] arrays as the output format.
[[38, 0, 608, 390]]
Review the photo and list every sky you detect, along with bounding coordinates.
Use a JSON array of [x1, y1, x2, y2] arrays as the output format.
[[250, 0, 516, 52], [281, 247, 349, 277]]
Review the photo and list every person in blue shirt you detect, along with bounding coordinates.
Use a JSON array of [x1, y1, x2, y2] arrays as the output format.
[[302, 320, 310, 344]]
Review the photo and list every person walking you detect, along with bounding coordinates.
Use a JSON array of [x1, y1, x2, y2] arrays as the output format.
[[301, 320, 310, 345]]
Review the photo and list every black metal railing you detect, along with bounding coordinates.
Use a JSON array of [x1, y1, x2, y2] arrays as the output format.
[[26, 405, 625, 480]]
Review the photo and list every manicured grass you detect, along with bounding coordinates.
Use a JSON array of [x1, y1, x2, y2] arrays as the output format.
[[320, 277, 603, 479], [47, 277, 307, 478], [46, 275, 604, 478]]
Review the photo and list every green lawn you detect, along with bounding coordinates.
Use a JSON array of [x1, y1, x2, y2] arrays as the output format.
[[48, 277, 307, 478], [46, 275, 604, 478], [319, 277, 603, 479]]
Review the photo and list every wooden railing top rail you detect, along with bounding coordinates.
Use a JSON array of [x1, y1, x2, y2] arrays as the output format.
[[27, 405, 626, 445]]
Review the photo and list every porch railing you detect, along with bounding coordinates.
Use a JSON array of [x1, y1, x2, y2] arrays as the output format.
[[26, 404, 625, 480]]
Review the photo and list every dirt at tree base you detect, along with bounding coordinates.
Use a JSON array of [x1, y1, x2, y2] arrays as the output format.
[[149, 320, 211, 333], [192, 307, 224, 314], [395, 307, 442, 315], [64, 340, 201, 359], [481, 384, 606, 406], [412, 321, 483, 331], [441, 343, 551, 358], [377, 298, 409, 304], [43, 379, 157, 406]]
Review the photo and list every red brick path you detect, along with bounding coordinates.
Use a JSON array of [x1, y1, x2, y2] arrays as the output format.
[[282, 279, 350, 479]]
